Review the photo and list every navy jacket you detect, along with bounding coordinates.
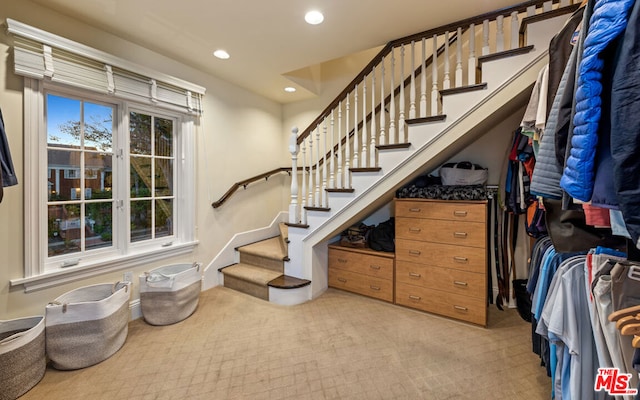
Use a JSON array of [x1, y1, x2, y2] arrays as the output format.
[[611, 0, 640, 247], [0, 108, 18, 189]]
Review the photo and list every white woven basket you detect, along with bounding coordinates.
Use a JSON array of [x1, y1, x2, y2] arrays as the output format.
[[45, 281, 131, 370], [0, 316, 46, 400], [139, 263, 202, 326]]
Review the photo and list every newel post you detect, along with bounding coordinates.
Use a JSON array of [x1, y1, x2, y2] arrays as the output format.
[[289, 127, 300, 224]]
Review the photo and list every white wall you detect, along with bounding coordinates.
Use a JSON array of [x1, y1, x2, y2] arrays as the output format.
[[0, 0, 287, 319]]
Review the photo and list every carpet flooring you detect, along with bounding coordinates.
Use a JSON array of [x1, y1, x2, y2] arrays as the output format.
[[20, 286, 551, 399]]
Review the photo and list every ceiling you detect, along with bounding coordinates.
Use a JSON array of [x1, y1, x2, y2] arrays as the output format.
[[30, 0, 525, 104]]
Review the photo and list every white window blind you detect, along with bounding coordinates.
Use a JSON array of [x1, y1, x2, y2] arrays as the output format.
[[7, 18, 205, 115]]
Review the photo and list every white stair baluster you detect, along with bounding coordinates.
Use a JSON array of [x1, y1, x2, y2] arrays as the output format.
[[337, 103, 343, 188], [431, 34, 439, 116], [315, 126, 321, 207], [560, 0, 570, 6], [380, 60, 386, 146], [543, 1, 552, 12], [420, 38, 427, 117], [329, 110, 335, 189], [511, 12, 519, 50], [322, 119, 328, 207], [301, 137, 307, 222], [288, 127, 299, 224], [527, 5, 536, 17], [482, 19, 490, 55], [399, 45, 406, 141], [345, 94, 351, 188], [455, 27, 463, 87], [409, 41, 416, 119], [443, 31, 451, 90], [496, 15, 504, 52], [389, 48, 396, 145], [468, 23, 476, 85], [361, 76, 368, 167], [307, 135, 314, 209], [353, 83, 360, 168], [370, 66, 377, 168]]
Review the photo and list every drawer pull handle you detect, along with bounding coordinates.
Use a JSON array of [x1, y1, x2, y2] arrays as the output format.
[[370, 265, 381, 270], [453, 210, 468, 217], [453, 232, 468, 238], [409, 250, 421, 255], [454, 281, 468, 287], [409, 208, 421, 212], [338, 258, 348, 263], [454, 305, 468, 311], [409, 272, 422, 278], [337, 278, 347, 283], [453, 256, 468, 262], [370, 286, 381, 291], [409, 295, 422, 301], [409, 228, 422, 232]]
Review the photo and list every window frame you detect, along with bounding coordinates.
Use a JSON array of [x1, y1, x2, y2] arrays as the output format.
[[13, 78, 197, 292]]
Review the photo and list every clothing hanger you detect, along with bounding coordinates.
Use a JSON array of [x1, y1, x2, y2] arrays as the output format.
[[620, 320, 640, 336], [609, 304, 640, 322], [616, 315, 640, 330]]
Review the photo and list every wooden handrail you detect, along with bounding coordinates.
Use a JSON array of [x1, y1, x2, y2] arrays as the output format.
[[212, 168, 292, 208], [296, 0, 566, 145]]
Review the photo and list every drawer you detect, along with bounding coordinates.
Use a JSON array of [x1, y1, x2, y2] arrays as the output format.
[[395, 238, 486, 273], [395, 282, 487, 326], [329, 268, 393, 302], [329, 247, 394, 280], [395, 200, 486, 222], [395, 260, 486, 298], [396, 217, 486, 248]]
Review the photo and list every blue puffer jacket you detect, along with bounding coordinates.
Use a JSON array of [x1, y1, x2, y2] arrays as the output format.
[[560, 0, 635, 202]]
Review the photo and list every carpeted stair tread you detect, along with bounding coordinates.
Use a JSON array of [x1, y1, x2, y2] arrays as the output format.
[[222, 263, 283, 285], [237, 237, 286, 260]]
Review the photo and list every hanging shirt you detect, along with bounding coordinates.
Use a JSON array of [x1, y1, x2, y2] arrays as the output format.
[[0, 108, 18, 189]]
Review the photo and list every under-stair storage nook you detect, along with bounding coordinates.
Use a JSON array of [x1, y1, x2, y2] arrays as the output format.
[[328, 244, 395, 303], [394, 198, 488, 326]]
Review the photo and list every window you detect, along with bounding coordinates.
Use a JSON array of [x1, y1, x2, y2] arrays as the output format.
[[47, 94, 115, 256], [8, 19, 204, 290], [17, 84, 198, 289]]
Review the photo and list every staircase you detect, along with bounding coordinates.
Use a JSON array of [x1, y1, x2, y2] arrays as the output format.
[[219, 223, 312, 301], [208, 0, 580, 304]]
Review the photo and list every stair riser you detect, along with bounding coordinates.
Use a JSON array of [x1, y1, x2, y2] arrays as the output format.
[[223, 275, 269, 301], [238, 252, 283, 272]]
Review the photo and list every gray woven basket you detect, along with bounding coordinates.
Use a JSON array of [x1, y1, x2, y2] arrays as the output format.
[[140, 263, 202, 325], [0, 316, 46, 400], [45, 282, 131, 370]]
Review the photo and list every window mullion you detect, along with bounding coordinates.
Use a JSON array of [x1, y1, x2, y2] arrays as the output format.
[[116, 105, 129, 254]]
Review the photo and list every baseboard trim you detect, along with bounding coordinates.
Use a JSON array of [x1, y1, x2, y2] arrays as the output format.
[[129, 299, 142, 321]]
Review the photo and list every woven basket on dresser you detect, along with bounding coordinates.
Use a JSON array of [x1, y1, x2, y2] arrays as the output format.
[[0, 316, 46, 400], [139, 263, 202, 326], [45, 281, 131, 370]]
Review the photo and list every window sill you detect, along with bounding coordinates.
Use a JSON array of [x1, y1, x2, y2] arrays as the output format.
[[10, 240, 199, 293]]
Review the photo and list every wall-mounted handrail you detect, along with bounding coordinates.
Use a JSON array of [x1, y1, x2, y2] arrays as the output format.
[[212, 168, 292, 208]]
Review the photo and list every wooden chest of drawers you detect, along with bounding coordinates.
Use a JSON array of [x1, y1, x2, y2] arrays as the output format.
[[328, 245, 394, 302], [395, 198, 488, 326]]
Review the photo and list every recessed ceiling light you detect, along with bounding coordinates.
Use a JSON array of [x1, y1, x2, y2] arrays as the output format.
[[284, 87, 296, 93], [213, 49, 230, 59], [305, 10, 324, 25]]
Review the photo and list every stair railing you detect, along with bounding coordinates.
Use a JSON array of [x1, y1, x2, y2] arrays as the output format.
[[288, 0, 578, 225]]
